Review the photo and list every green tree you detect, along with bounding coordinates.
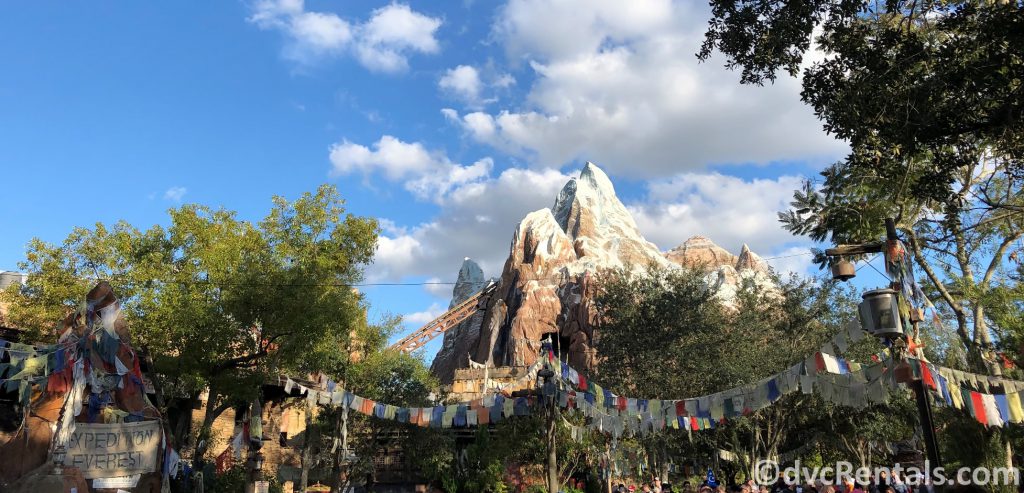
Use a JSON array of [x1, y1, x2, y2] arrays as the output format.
[[700, 0, 1024, 375], [1, 185, 379, 460], [594, 266, 914, 480], [699, 0, 1022, 197]]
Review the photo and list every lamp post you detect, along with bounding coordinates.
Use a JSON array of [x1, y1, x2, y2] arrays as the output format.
[[826, 218, 942, 473], [538, 366, 558, 493], [52, 444, 67, 475], [247, 441, 265, 493]]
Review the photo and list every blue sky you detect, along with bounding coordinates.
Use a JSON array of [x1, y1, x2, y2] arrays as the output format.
[[0, 0, 872, 362]]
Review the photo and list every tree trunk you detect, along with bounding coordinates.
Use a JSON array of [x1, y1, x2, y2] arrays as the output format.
[[176, 395, 198, 456], [548, 404, 559, 493], [300, 403, 314, 493], [975, 305, 1004, 376], [606, 443, 614, 493], [330, 411, 343, 493], [1006, 435, 1014, 471], [660, 441, 670, 483], [195, 388, 230, 463]]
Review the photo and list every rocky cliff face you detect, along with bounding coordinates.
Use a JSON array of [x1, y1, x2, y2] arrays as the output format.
[[429, 163, 772, 383]]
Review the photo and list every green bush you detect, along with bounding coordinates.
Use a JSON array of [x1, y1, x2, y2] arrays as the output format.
[[211, 465, 248, 493]]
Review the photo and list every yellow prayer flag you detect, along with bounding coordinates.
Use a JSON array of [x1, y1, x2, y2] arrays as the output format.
[[1008, 392, 1024, 423]]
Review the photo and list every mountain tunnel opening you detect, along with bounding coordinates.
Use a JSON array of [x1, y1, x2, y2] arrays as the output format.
[[548, 332, 573, 363]]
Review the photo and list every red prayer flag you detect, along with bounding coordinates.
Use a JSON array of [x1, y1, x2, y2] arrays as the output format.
[[215, 447, 233, 473], [921, 362, 936, 389], [971, 391, 988, 426], [815, 353, 826, 373]]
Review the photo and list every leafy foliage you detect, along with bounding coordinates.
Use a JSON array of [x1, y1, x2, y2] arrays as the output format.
[[594, 267, 915, 480], [1, 185, 379, 456], [702, 1, 1023, 207], [701, 0, 1024, 374]]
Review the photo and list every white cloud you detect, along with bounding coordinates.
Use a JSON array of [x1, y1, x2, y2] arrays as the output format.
[[492, 73, 516, 88], [405, 157, 493, 199], [329, 135, 493, 202], [445, 0, 845, 177], [628, 172, 803, 254], [364, 159, 815, 289], [763, 245, 817, 277], [423, 277, 453, 298], [249, 0, 441, 72], [329, 135, 435, 179], [290, 12, 353, 52], [438, 65, 518, 108], [366, 167, 573, 283], [440, 107, 459, 122], [361, 3, 441, 52], [439, 65, 483, 104], [358, 3, 441, 72], [404, 302, 445, 325], [495, 0, 675, 61], [163, 186, 187, 202], [626, 171, 817, 275]]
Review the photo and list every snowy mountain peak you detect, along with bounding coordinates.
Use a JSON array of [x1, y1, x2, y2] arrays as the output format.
[[431, 162, 774, 382], [736, 244, 768, 272], [451, 258, 486, 309]]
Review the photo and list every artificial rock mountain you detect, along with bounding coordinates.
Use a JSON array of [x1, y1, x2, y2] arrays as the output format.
[[430, 163, 772, 383]]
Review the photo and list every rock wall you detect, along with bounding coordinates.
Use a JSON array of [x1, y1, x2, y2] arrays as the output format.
[[430, 163, 772, 383]]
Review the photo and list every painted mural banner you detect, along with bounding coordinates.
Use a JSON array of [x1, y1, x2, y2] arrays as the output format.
[[64, 420, 161, 479]]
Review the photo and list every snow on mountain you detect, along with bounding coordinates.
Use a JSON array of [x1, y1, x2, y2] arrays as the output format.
[[430, 162, 773, 382]]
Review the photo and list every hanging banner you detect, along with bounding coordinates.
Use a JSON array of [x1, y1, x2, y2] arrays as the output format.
[[64, 420, 161, 479]]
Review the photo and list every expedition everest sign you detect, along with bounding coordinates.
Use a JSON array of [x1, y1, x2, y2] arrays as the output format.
[[63, 420, 160, 478]]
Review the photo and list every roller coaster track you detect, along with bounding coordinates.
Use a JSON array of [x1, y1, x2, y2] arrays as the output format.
[[391, 283, 497, 353]]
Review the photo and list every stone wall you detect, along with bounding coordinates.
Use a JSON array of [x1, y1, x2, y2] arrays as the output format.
[[446, 366, 533, 402], [193, 398, 306, 490]]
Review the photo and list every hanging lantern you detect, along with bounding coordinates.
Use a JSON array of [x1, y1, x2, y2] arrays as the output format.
[[859, 288, 903, 338], [831, 257, 856, 281]]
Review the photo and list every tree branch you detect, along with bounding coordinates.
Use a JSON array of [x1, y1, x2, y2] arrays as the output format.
[[982, 231, 1023, 289], [210, 349, 269, 374], [903, 228, 973, 347]]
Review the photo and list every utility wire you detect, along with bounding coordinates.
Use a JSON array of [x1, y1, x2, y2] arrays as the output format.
[[0, 250, 820, 289]]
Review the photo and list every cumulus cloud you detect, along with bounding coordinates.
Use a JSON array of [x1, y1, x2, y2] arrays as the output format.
[[329, 135, 435, 180], [423, 277, 454, 298], [438, 65, 517, 108], [404, 302, 445, 325], [366, 166, 573, 283], [369, 164, 818, 286], [328, 135, 492, 200], [163, 186, 187, 202], [763, 246, 817, 277], [357, 3, 441, 72], [439, 65, 483, 104], [627, 172, 815, 273], [249, 0, 441, 72], [443, 0, 845, 177]]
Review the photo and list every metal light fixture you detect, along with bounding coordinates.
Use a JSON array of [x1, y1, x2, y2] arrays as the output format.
[[52, 445, 67, 475], [831, 257, 856, 281], [537, 368, 556, 403], [858, 288, 903, 338], [254, 452, 265, 471]]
